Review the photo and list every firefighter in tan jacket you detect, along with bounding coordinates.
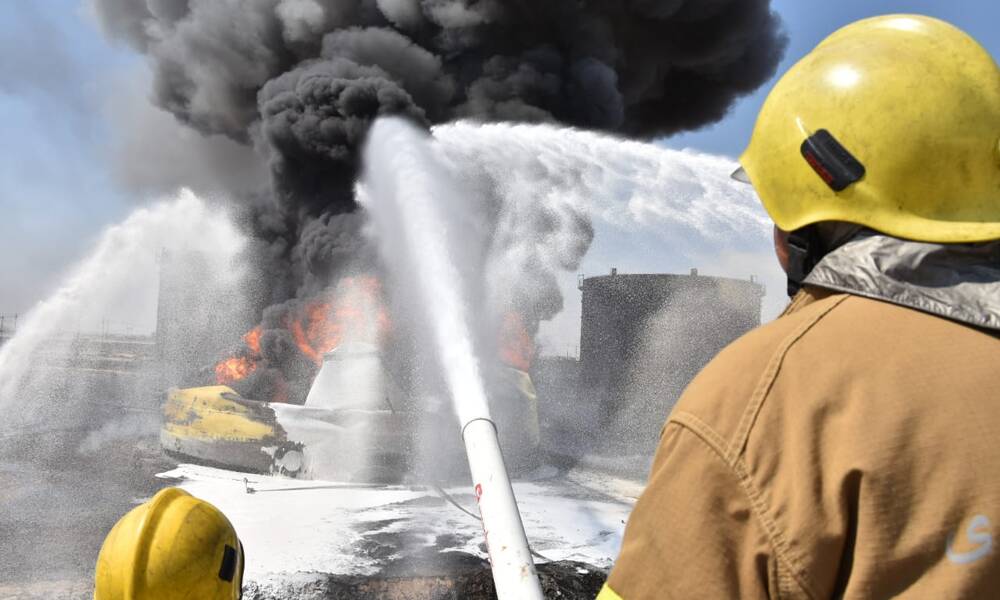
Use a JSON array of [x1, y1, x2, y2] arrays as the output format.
[[600, 15, 1000, 599]]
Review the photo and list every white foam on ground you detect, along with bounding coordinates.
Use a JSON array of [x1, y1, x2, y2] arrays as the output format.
[[160, 464, 636, 581]]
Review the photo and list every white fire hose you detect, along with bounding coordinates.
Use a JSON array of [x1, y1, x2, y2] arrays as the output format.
[[462, 417, 545, 599]]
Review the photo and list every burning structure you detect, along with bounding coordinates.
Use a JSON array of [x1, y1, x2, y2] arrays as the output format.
[[157, 260, 542, 481], [211, 275, 392, 405]]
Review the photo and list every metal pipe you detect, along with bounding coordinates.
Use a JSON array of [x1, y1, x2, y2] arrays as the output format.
[[462, 417, 544, 599]]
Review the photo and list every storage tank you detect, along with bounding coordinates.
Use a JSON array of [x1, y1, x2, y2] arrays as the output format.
[[579, 269, 764, 455]]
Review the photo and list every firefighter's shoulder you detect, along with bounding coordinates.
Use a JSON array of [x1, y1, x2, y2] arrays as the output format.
[[668, 287, 849, 449]]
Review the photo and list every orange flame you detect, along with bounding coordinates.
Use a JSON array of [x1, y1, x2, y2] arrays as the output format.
[[287, 276, 390, 366], [291, 302, 333, 365], [212, 278, 544, 401], [215, 355, 257, 384], [214, 327, 262, 385], [499, 312, 534, 371], [244, 326, 262, 355], [212, 277, 391, 386]]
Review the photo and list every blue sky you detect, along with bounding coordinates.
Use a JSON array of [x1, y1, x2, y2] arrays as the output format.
[[0, 2, 137, 316], [663, 0, 1000, 156], [2, 1, 999, 317]]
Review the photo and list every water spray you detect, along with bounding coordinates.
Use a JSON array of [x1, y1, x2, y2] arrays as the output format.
[[360, 117, 543, 599], [0, 190, 246, 422]]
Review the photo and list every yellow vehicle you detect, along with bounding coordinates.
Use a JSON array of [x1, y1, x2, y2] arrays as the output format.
[[161, 385, 310, 477]]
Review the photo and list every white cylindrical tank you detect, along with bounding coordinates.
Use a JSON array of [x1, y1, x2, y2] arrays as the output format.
[[304, 342, 393, 410]]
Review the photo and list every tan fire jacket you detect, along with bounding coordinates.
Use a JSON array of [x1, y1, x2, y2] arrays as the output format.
[[599, 286, 1000, 599]]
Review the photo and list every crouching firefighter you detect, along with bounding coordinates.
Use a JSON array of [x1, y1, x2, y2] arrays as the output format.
[[94, 487, 245, 599], [600, 14, 1000, 599]]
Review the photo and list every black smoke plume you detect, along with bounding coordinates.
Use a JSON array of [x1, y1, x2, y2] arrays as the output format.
[[93, 0, 786, 399]]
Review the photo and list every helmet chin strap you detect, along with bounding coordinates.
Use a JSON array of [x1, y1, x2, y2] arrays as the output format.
[[785, 226, 823, 297], [785, 223, 866, 297]]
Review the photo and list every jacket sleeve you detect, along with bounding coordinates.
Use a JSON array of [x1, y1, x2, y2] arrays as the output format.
[[600, 421, 780, 599]]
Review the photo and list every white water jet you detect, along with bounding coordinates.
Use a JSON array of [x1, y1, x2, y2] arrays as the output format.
[[360, 117, 543, 599], [432, 120, 770, 249], [0, 189, 246, 428], [360, 124, 494, 426], [430, 120, 786, 347]]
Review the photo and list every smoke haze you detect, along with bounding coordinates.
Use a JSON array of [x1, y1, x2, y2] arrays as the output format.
[[88, 0, 786, 386]]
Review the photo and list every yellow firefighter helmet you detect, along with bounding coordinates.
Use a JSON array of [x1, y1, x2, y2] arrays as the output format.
[[738, 14, 1000, 242], [94, 487, 244, 600]]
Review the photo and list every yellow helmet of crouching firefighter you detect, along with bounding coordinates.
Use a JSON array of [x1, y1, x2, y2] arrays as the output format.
[[94, 487, 244, 600], [738, 14, 1000, 243]]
